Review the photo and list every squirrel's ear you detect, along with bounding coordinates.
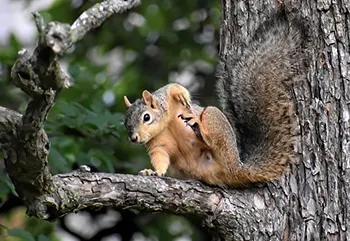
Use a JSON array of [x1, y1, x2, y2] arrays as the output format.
[[124, 96, 132, 109], [142, 90, 158, 109]]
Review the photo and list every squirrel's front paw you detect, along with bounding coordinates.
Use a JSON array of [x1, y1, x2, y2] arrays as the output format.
[[138, 169, 164, 176], [174, 92, 191, 109], [169, 84, 192, 108]]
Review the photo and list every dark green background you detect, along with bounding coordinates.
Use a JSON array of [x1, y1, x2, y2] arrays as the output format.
[[0, 0, 220, 240]]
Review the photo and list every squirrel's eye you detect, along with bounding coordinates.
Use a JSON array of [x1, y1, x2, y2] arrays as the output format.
[[143, 113, 151, 122]]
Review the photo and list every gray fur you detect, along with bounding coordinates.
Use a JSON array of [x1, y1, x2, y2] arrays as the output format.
[[124, 84, 173, 136], [124, 99, 147, 135], [216, 11, 308, 167]]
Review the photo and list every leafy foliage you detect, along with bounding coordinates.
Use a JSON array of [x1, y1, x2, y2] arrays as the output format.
[[0, 0, 219, 240]]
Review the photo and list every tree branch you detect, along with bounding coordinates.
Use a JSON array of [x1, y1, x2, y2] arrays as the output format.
[[24, 168, 276, 241], [71, 0, 141, 44], [28, 171, 224, 219], [1, 0, 141, 206]]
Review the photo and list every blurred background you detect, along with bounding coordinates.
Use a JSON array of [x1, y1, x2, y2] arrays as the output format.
[[0, 0, 220, 240]]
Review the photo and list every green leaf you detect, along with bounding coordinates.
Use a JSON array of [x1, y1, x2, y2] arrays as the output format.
[[9, 34, 21, 51], [0, 169, 17, 198], [8, 228, 36, 241], [0, 181, 10, 200], [49, 147, 71, 173], [37, 234, 51, 241]]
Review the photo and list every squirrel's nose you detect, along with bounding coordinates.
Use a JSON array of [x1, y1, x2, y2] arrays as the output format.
[[130, 133, 139, 143]]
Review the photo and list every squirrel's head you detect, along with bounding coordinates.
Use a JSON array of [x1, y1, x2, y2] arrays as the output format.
[[123, 90, 165, 144]]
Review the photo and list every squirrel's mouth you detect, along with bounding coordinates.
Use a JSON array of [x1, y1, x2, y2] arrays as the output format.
[[130, 139, 145, 145]]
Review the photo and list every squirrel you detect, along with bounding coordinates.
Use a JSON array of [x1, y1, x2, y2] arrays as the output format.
[[123, 83, 195, 176], [123, 12, 308, 186]]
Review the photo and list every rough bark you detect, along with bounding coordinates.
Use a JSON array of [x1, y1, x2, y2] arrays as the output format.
[[220, 0, 350, 240], [1, 0, 349, 240]]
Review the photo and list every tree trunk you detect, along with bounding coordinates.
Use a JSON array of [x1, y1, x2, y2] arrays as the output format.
[[219, 0, 350, 240], [1, 0, 349, 240]]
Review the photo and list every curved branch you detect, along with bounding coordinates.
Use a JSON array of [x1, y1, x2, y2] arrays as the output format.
[[2, 0, 141, 204], [24, 169, 275, 241], [71, 0, 141, 44], [29, 171, 223, 219]]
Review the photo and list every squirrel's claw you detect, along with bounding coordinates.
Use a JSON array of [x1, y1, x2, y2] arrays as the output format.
[[182, 97, 191, 109], [175, 93, 191, 109], [138, 169, 154, 175], [138, 169, 164, 177], [179, 110, 195, 122], [185, 118, 198, 127]]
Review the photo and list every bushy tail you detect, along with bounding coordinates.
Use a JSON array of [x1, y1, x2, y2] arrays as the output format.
[[216, 11, 309, 182]]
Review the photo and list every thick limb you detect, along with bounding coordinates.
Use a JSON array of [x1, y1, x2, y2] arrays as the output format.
[[188, 107, 288, 186], [187, 107, 236, 147], [187, 107, 241, 172]]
